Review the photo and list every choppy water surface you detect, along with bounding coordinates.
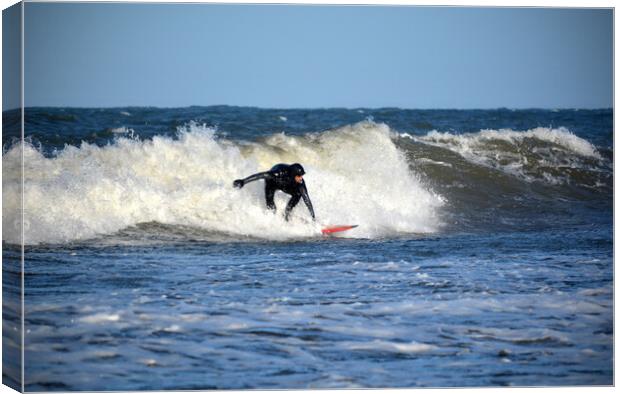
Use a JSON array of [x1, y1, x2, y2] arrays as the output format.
[[2, 107, 613, 390]]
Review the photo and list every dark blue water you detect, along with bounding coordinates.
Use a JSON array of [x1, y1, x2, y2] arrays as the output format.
[[3, 107, 613, 153], [2, 107, 613, 390]]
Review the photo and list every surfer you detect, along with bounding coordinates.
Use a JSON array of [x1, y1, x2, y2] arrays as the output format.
[[233, 163, 316, 221]]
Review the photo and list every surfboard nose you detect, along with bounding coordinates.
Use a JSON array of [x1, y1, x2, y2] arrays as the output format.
[[321, 225, 358, 235]]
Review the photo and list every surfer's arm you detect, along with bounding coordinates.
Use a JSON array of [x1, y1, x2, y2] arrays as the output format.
[[300, 183, 316, 221], [233, 171, 274, 188]]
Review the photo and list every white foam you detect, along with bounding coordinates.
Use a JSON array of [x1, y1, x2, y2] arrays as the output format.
[[3, 121, 443, 244], [110, 126, 133, 134], [415, 158, 453, 168], [79, 313, 120, 324], [324, 324, 399, 339], [163, 324, 182, 332], [405, 127, 603, 185], [415, 127, 600, 159], [342, 339, 437, 354]]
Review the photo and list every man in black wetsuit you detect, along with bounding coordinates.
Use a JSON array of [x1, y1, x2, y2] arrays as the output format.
[[233, 163, 316, 221]]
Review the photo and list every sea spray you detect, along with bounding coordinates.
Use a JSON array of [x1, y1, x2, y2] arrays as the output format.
[[3, 121, 443, 244]]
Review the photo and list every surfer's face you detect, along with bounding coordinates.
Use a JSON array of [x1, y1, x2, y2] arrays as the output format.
[[295, 175, 303, 184]]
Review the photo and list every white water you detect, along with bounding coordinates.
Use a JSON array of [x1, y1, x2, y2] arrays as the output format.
[[417, 127, 601, 159], [403, 126, 604, 185], [3, 121, 443, 244]]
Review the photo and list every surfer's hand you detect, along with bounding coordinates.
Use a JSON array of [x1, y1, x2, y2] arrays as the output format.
[[233, 179, 244, 188]]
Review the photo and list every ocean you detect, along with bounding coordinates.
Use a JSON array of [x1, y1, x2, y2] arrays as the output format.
[[2, 106, 613, 390]]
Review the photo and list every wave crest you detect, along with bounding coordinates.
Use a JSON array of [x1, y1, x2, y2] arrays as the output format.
[[402, 127, 608, 186]]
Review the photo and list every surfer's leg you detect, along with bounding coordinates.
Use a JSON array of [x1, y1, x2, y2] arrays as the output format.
[[284, 194, 301, 221], [265, 183, 276, 212]]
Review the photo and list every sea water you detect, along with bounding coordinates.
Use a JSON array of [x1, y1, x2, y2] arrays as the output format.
[[2, 107, 613, 390]]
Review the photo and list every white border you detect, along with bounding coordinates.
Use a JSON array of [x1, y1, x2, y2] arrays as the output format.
[[0, 2, 615, 394]]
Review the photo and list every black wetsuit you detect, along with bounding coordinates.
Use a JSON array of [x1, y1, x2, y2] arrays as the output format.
[[234, 164, 315, 221]]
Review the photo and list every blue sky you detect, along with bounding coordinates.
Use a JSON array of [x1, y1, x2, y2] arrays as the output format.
[[14, 3, 614, 109]]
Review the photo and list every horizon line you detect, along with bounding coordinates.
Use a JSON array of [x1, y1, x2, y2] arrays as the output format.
[[3, 104, 614, 112]]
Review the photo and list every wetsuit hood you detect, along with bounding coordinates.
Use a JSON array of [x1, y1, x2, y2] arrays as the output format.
[[290, 163, 305, 176]]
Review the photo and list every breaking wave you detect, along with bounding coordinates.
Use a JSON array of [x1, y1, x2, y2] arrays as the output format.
[[400, 126, 610, 188], [3, 121, 443, 244]]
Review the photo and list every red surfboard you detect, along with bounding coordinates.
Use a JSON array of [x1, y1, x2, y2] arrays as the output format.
[[321, 225, 358, 235]]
